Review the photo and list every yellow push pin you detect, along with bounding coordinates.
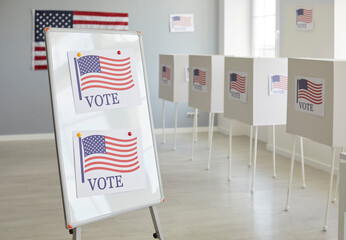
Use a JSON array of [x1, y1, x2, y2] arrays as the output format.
[[77, 52, 81, 57], [77, 133, 82, 138]]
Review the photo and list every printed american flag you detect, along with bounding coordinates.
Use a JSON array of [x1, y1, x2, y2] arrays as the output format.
[[74, 54, 134, 100], [193, 69, 206, 86], [271, 75, 288, 91], [172, 16, 192, 28], [296, 9, 313, 23], [297, 79, 322, 104], [162, 66, 171, 80], [32, 10, 129, 70], [79, 134, 139, 182], [230, 73, 246, 93]]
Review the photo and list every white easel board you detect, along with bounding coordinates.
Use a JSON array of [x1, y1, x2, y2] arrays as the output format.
[[45, 28, 164, 229], [188, 55, 224, 113], [159, 54, 189, 103], [224, 57, 288, 126], [286, 58, 346, 147]]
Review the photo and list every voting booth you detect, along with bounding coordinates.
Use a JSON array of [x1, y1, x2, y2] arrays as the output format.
[[188, 55, 224, 169], [45, 28, 164, 240], [223, 57, 289, 191], [285, 58, 346, 231], [158, 54, 189, 149]]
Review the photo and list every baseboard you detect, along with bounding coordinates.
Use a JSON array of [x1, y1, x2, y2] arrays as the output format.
[[0, 133, 55, 142], [266, 143, 338, 175], [154, 126, 217, 134]]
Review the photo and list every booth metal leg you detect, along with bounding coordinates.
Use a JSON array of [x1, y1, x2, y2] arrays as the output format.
[[207, 113, 215, 170], [286, 135, 297, 211], [333, 147, 345, 203], [251, 126, 258, 193], [323, 147, 337, 231], [72, 227, 81, 240], [173, 103, 178, 151], [162, 100, 165, 144], [208, 112, 212, 147], [150, 206, 164, 240], [195, 109, 198, 143], [273, 125, 276, 178], [190, 108, 197, 160], [338, 159, 346, 240], [249, 126, 253, 167], [228, 120, 233, 181], [300, 137, 306, 189]]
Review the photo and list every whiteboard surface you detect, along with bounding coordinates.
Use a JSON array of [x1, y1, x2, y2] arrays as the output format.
[[45, 28, 163, 228]]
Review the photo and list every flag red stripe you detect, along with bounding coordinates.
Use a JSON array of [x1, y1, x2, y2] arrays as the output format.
[[85, 155, 138, 163], [298, 92, 323, 102], [107, 151, 137, 158], [81, 83, 135, 91], [35, 65, 47, 70], [35, 56, 47, 61], [99, 56, 130, 62], [105, 141, 137, 148], [73, 11, 128, 17], [106, 146, 137, 153], [85, 161, 139, 169], [81, 71, 131, 81], [35, 47, 46, 51], [81, 79, 133, 87], [84, 165, 140, 173], [81, 75, 132, 82], [231, 85, 246, 93], [101, 66, 131, 75], [73, 20, 128, 26], [298, 95, 322, 105], [105, 136, 137, 142], [100, 61, 130, 68]]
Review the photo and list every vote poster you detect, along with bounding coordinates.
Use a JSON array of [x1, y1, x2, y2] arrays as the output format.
[[296, 7, 313, 31], [228, 71, 247, 103], [73, 129, 146, 198], [191, 67, 207, 92], [68, 49, 141, 114], [294, 76, 325, 117]]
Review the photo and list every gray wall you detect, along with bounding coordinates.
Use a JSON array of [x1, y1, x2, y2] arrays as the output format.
[[0, 0, 218, 135]]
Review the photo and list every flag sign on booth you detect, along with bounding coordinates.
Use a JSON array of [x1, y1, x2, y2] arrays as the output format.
[[161, 65, 172, 86], [73, 129, 146, 198], [294, 76, 325, 117], [67, 49, 141, 113], [192, 68, 207, 92], [269, 74, 288, 96], [228, 71, 247, 103], [296, 8, 313, 30]]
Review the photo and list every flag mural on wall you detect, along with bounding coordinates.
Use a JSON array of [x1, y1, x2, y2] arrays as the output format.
[[73, 129, 146, 198], [228, 71, 247, 103], [169, 14, 194, 32], [294, 76, 325, 117], [269, 74, 288, 96], [67, 49, 141, 114], [32, 10, 129, 70], [161, 65, 172, 86]]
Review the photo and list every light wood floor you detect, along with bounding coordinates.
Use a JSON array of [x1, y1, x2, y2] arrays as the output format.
[[0, 132, 340, 239]]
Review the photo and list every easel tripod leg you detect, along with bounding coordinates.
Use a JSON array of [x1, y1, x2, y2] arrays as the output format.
[[333, 146, 345, 203], [300, 137, 306, 189], [273, 125, 276, 178], [150, 206, 164, 240], [173, 103, 178, 151], [249, 125, 253, 167], [190, 108, 197, 160], [228, 120, 232, 181], [323, 147, 336, 231], [251, 126, 258, 193], [207, 113, 215, 170], [162, 99, 165, 144]]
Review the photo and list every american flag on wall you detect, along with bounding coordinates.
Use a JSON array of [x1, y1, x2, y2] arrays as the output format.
[[296, 8, 313, 23], [172, 16, 192, 28], [32, 10, 129, 70]]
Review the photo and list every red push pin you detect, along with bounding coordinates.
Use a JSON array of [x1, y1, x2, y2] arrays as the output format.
[[117, 50, 121, 55], [68, 224, 72, 229], [128, 132, 132, 136]]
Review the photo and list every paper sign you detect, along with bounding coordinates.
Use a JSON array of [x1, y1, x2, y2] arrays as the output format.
[[269, 74, 288, 96], [68, 49, 141, 114], [170, 14, 194, 32], [294, 76, 325, 117], [228, 71, 247, 103], [73, 129, 146, 198], [296, 7, 313, 31], [161, 64, 172, 86], [191, 67, 207, 93]]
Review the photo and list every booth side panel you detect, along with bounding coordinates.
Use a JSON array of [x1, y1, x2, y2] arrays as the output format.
[[210, 56, 225, 113], [173, 55, 189, 103]]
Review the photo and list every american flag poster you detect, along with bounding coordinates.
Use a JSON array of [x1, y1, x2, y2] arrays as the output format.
[[192, 67, 207, 92], [269, 74, 288, 96], [73, 129, 146, 198], [161, 65, 172, 86], [170, 14, 194, 32], [228, 71, 247, 103], [67, 49, 141, 114], [296, 8, 313, 30], [32, 10, 129, 70], [295, 76, 325, 117]]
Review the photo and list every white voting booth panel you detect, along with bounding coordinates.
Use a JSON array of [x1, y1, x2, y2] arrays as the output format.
[[45, 28, 164, 238], [224, 57, 288, 126], [287, 58, 346, 147], [188, 55, 224, 113], [286, 58, 346, 231], [158, 54, 189, 103]]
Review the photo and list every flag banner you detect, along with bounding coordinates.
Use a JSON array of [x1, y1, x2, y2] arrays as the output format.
[[32, 10, 129, 70], [192, 67, 207, 92], [170, 14, 194, 32], [228, 71, 247, 103], [67, 49, 141, 114], [296, 8, 313, 30], [73, 129, 146, 198], [294, 76, 325, 117], [161, 65, 172, 86], [269, 74, 288, 96]]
